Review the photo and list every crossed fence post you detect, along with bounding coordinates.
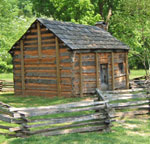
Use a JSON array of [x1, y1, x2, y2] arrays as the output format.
[[95, 88, 114, 132]]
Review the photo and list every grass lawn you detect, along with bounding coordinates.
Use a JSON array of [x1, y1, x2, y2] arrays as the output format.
[[129, 69, 146, 79], [1, 117, 150, 144], [0, 73, 13, 81], [0, 92, 150, 144]]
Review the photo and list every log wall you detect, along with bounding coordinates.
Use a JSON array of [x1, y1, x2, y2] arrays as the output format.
[[114, 52, 126, 89], [12, 21, 73, 97], [12, 21, 128, 98], [72, 52, 127, 96]]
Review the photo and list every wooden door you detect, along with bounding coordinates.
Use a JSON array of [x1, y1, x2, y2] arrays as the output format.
[[100, 64, 109, 90]]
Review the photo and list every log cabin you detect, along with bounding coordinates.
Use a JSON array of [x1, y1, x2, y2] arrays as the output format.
[[9, 18, 129, 97]]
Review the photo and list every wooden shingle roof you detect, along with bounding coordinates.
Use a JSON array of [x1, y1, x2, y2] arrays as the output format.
[[10, 18, 129, 53], [38, 18, 129, 50]]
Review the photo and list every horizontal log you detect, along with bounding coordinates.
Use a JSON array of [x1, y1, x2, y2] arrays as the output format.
[[26, 34, 37, 39], [21, 105, 105, 117], [24, 40, 38, 45], [10, 100, 108, 112], [41, 33, 54, 37], [111, 100, 149, 108], [115, 104, 149, 110], [107, 95, 147, 102], [9, 127, 24, 132], [0, 114, 13, 123], [29, 121, 106, 135], [0, 101, 10, 108], [25, 72, 56, 77], [39, 125, 107, 136], [0, 106, 13, 115], [104, 88, 145, 94], [60, 52, 71, 57], [75, 61, 96, 67], [25, 79, 57, 84], [28, 113, 106, 128], [103, 93, 147, 101], [24, 92, 57, 98], [25, 63, 56, 68], [115, 110, 149, 118], [23, 86, 57, 91], [0, 125, 13, 130]]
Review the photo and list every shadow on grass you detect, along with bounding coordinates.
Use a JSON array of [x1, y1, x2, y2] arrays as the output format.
[[7, 125, 150, 144]]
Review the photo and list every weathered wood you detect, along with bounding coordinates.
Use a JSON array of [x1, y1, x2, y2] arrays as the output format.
[[0, 106, 13, 116], [111, 100, 149, 108], [55, 37, 61, 97], [0, 125, 13, 130], [10, 100, 107, 112], [39, 125, 106, 136], [29, 113, 106, 128], [104, 88, 145, 94], [115, 110, 149, 118], [96, 88, 106, 101], [20, 40, 25, 95], [104, 93, 147, 102], [79, 53, 83, 97], [114, 104, 149, 110], [95, 53, 99, 88], [0, 114, 13, 123], [125, 52, 129, 89], [111, 52, 114, 90], [18, 105, 105, 117], [29, 121, 105, 135], [0, 101, 11, 108]]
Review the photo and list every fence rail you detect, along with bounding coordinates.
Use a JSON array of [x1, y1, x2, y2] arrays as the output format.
[[0, 99, 113, 137], [0, 80, 14, 91], [96, 88, 150, 119], [1, 87, 149, 137]]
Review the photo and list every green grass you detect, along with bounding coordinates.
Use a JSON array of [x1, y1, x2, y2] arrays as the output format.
[[0, 92, 84, 107], [0, 73, 13, 81], [0, 92, 150, 144], [0, 117, 150, 144], [129, 69, 146, 79]]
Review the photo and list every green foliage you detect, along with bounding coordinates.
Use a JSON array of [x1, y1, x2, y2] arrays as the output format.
[[31, 0, 101, 25], [109, 0, 150, 71], [0, 0, 34, 73], [1, 0, 150, 72]]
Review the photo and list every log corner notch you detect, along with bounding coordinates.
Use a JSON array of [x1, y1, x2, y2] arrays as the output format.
[[125, 52, 129, 89], [37, 21, 42, 59], [55, 37, 61, 97], [20, 40, 25, 96]]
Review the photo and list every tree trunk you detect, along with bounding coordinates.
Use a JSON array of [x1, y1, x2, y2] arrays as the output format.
[[98, 0, 104, 19], [106, 8, 112, 30]]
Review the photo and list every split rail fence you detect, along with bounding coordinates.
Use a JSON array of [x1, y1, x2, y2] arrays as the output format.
[[0, 99, 114, 137], [1, 88, 149, 137], [96, 88, 150, 119], [0, 81, 14, 91]]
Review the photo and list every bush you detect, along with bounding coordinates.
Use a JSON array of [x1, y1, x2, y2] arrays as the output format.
[[0, 56, 12, 73]]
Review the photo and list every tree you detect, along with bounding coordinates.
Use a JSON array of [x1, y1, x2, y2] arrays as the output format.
[[0, 0, 34, 72], [109, 0, 150, 77], [31, 0, 101, 25]]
